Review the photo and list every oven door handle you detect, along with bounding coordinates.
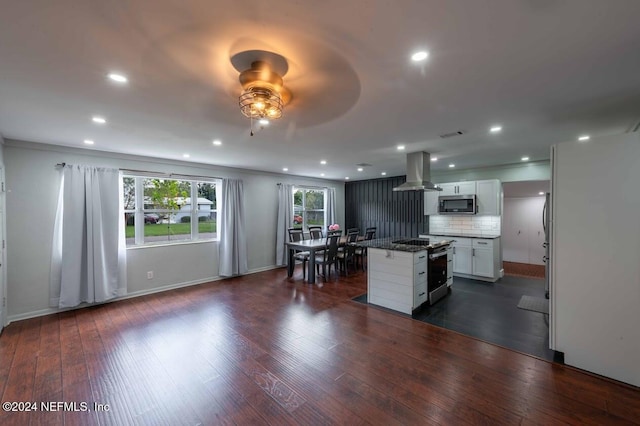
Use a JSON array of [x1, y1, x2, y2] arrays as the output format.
[[429, 251, 448, 260]]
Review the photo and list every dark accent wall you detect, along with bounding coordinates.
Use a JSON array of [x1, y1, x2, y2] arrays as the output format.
[[345, 176, 428, 238]]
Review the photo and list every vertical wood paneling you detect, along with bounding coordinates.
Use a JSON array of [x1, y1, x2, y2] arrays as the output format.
[[345, 176, 428, 238]]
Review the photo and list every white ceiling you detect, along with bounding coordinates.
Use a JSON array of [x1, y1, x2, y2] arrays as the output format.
[[1, 0, 640, 181]]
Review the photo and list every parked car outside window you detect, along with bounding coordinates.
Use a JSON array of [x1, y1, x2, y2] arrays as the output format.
[[125, 213, 160, 225]]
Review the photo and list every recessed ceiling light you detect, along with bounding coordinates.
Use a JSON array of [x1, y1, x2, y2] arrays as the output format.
[[345, 177, 350, 180], [83, 139, 94, 145], [212, 139, 222, 146], [259, 119, 269, 126], [320, 160, 327, 165], [108, 73, 128, 83], [183, 154, 190, 158], [521, 156, 530, 161], [539, 192, 545, 195], [397, 145, 405, 151], [578, 135, 590, 141], [448, 164, 455, 168], [411, 51, 429, 62], [320, 173, 325, 177], [431, 157, 438, 162], [92, 116, 106, 124], [282, 167, 288, 172], [357, 167, 363, 172], [381, 172, 387, 176], [490, 126, 502, 133]]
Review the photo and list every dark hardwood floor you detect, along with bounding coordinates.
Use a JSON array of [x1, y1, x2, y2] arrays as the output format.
[[503, 261, 546, 280], [1, 267, 639, 425]]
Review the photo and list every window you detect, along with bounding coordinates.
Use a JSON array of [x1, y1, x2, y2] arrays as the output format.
[[293, 187, 326, 230], [123, 175, 219, 246]]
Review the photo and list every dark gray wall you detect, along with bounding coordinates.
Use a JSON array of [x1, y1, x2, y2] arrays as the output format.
[[345, 176, 428, 238]]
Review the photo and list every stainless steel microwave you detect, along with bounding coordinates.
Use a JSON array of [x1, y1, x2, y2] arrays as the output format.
[[438, 195, 477, 215]]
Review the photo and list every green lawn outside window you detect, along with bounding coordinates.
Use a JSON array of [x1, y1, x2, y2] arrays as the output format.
[[125, 221, 217, 238]]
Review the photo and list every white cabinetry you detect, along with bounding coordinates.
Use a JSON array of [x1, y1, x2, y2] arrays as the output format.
[[475, 179, 501, 215], [451, 238, 472, 274], [439, 181, 476, 196], [424, 191, 439, 215], [367, 248, 429, 314], [472, 239, 494, 277], [430, 235, 501, 282], [414, 251, 429, 308], [425, 179, 501, 216], [446, 245, 453, 287]]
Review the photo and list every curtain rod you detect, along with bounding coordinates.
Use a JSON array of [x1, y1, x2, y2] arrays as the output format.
[[277, 183, 330, 190], [55, 163, 222, 181]]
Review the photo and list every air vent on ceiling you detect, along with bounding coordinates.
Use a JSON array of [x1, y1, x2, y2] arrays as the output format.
[[439, 130, 466, 139], [356, 163, 372, 167]]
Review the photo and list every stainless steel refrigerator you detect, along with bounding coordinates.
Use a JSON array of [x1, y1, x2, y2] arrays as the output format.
[[542, 192, 551, 300]]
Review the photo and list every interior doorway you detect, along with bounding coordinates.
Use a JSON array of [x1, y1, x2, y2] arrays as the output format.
[[502, 180, 549, 279]]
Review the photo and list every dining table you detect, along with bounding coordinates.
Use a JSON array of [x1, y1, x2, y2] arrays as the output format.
[[286, 234, 365, 284], [286, 238, 330, 284]]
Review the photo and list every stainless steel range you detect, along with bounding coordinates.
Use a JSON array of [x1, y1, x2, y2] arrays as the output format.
[[391, 238, 450, 305], [427, 245, 449, 305]]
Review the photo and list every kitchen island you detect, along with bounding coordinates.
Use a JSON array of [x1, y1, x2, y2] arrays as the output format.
[[354, 237, 452, 315]]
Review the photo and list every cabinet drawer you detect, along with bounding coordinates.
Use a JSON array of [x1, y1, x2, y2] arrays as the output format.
[[472, 239, 493, 249], [414, 261, 427, 283], [452, 237, 472, 247], [414, 251, 428, 264], [369, 248, 414, 263], [414, 281, 428, 307]]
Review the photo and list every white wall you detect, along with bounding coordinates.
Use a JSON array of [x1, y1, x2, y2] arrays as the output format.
[[0, 136, 5, 327], [502, 197, 545, 264], [4, 140, 345, 321], [432, 160, 550, 183]]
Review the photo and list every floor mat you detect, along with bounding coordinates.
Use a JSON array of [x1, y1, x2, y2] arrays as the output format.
[[517, 295, 549, 314]]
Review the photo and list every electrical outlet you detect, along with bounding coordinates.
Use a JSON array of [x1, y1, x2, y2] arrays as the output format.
[[147, 271, 154, 279]]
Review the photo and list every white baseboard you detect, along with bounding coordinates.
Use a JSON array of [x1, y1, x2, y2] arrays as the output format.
[[6, 264, 283, 325]]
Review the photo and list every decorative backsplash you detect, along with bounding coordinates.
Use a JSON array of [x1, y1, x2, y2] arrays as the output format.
[[429, 215, 501, 237]]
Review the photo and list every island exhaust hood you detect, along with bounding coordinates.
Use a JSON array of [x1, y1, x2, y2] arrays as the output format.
[[392, 152, 442, 192]]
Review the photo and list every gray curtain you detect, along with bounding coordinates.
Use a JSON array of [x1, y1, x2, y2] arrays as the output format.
[[327, 187, 337, 227], [218, 178, 248, 277], [276, 183, 294, 266], [50, 165, 127, 308]]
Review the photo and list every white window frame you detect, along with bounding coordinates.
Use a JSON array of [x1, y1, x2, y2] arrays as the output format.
[[123, 175, 220, 247], [292, 186, 327, 231]]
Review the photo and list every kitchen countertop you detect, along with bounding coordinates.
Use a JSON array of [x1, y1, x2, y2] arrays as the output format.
[[354, 236, 452, 253]]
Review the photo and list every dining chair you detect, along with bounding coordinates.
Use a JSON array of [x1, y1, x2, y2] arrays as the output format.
[[337, 229, 359, 275], [308, 225, 323, 240], [288, 227, 310, 280], [364, 227, 377, 240], [314, 231, 341, 281], [355, 227, 376, 271], [346, 227, 360, 236]]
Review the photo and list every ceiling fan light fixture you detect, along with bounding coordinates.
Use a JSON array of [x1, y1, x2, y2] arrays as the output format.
[[237, 61, 289, 122], [239, 87, 284, 119]]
